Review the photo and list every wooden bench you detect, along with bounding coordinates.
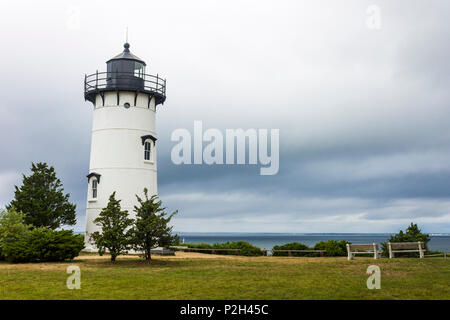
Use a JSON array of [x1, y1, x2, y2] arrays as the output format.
[[346, 243, 380, 260], [388, 242, 425, 258]]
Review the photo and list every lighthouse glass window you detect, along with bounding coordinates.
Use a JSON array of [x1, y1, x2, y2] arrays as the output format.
[[144, 141, 151, 161], [134, 62, 145, 78], [92, 179, 98, 199]]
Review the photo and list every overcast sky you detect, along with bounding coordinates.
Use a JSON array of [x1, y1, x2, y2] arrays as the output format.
[[1, 0, 450, 233]]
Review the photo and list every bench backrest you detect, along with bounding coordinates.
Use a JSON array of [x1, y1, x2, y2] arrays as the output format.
[[348, 244, 378, 251], [390, 242, 424, 250]]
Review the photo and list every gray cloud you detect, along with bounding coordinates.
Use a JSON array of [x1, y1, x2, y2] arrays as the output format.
[[1, 0, 450, 233]]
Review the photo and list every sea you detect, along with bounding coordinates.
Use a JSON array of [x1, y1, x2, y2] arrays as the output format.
[[175, 232, 450, 252]]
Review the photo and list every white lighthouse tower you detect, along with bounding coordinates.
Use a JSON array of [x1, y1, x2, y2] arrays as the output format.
[[83, 43, 166, 250]]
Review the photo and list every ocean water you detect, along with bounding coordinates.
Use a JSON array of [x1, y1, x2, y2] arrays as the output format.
[[176, 232, 450, 252]]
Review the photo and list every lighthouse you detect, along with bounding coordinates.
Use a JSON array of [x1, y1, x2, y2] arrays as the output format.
[[83, 43, 166, 250]]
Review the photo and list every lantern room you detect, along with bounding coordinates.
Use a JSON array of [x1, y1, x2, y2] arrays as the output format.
[[84, 43, 166, 106]]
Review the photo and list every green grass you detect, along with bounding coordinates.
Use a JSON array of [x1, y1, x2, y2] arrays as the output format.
[[0, 254, 449, 299]]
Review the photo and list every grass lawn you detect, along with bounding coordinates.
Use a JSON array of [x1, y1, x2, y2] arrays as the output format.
[[0, 252, 449, 299]]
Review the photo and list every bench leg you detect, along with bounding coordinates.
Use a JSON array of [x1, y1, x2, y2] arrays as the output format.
[[388, 243, 393, 259], [346, 244, 353, 260], [373, 243, 378, 259], [418, 242, 424, 258]]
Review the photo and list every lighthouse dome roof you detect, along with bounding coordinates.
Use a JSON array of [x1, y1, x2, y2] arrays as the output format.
[[107, 43, 146, 66]]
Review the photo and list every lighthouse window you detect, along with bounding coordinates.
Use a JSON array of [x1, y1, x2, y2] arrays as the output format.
[[134, 62, 145, 78], [92, 179, 98, 198], [144, 141, 151, 160]]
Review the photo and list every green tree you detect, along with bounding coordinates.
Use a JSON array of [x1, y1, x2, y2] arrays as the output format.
[[131, 188, 178, 260], [90, 192, 134, 262], [8, 162, 76, 229], [381, 223, 431, 257]]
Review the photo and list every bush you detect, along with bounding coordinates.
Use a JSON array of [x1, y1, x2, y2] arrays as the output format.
[[3, 228, 84, 263], [1, 232, 35, 263], [313, 240, 349, 257], [272, 242, 313, 256], [0, 208, 84, 263], [179, 242, 209, 249], [381, 223, 431, 257], [216, 241, 263, 256], [0, 208, 31, 262], [272, 240, 349, 257], [181, 241, 264, 256], [27, 228, 84, 262]]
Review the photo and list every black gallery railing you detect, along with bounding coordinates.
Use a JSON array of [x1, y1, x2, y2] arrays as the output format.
[[84, 71, 166, 97]]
